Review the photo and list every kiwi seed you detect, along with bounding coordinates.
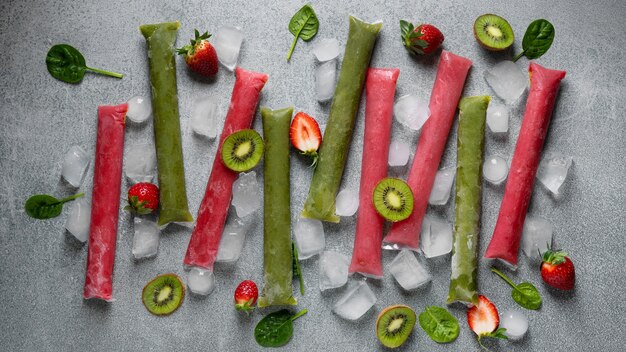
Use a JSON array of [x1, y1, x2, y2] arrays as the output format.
[[221, 129, 264, 172], [473, 14, 515, 51], [142, 273, 185, 316], [376, 305, 417, 348], [372, 178, 414, 222]]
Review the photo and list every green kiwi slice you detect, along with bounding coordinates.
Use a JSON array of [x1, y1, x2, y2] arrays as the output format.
[[373, 178, 414, 222], [376, 305, 417, 348], [142, 273, 185, 316], [221, 129, 264, 172], [473, 14, 514, 51]]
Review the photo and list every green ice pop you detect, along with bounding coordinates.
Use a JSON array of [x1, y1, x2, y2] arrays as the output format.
[[447, 96, 489, 305], [301, 16, 382, 223], [258, 107, 296, 307], [140, 21, 193, 227]]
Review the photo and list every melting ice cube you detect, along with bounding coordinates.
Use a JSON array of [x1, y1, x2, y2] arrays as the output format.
[[293, 218, 325, 260], [65, 197, 91, 242], [191, 96, 220, 139], [420, 216, 453, 258], [132, 216, 160, 259], [486, 102, 509, 134], [484, 61, 528, 104], [394, 94, 430, 130], [521, 216, 553, 259], [126, 96, 152, 123], [332, 281, 376, 320], [429, 168, 455, 205], [124, 143, 156, 183], [216, 216, 249, 263], [335, 188, 359, 217], [231, 171, 261, 218], [388, 140, 410, 167], [388, 249, 431, 290], [500, 310, 528, 340], [316, 59, 337, 102], [483, 155, 509, 185], [214, 26, 244, 71], [319, 251, 350, 291], [536, 152, 573, 196], [187, 267, 215, 296], [61, 146, 90, 188], [312, 38, 341, 62]]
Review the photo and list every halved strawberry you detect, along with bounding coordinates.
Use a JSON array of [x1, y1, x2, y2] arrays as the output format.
[[467, 295, 507, 347], [290, 112, 322, 167], [234, 280, 258, 313], [541, 249, 575, 290]]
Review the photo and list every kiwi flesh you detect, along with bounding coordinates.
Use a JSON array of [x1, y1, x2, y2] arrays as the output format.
[[373, 178, 414, 222], [142, 273, 185, 316], [221, 129, 264, 172], [473, 14, 514, 51], [376, 305, 417, 348]]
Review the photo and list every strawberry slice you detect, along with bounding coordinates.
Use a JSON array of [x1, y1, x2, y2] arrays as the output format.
[[290, 112, 322, 167], [467, 295, 507, 348]]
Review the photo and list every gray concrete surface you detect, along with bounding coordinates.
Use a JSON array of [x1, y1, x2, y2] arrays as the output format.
[[1, 0, 625, 351]]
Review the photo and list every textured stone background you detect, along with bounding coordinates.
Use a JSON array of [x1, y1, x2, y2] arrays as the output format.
[[1, 0, 625, 351]]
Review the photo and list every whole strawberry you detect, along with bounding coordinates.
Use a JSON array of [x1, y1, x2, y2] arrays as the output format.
[[541, 249, 575, 290], [125, 182, 159, 215], [234, 280, 258, 312], [400, 20, 444, 55], [177, 30, 218, 77]]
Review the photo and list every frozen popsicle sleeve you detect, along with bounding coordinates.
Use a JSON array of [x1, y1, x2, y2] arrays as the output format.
[[301, 16, 382, 223], [83, 103, 127, 301], [447, 96, 489, 306], [258, 107, 296, 307], [140, 21, 193, 227], [484, 63, 566, 266]]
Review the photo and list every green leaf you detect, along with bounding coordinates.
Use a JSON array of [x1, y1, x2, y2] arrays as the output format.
[[418, 306, 460, 343], [254, 309, 307, 347], [24, 193, 84, 219], [513, 19, 555, 62], [46, 44, 123, 83], [491, 268, 542, 310], [286, 4, 319, 60]]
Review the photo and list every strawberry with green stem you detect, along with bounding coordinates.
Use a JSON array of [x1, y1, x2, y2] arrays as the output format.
[[541, 249, 575, 291], [234, 280, 258, 312], [400, 20, 444, 55], [290, 112, 322, 168], [177, 30, 218, 77], [467, 295, 507, 351], [125, 182, 159, 215]]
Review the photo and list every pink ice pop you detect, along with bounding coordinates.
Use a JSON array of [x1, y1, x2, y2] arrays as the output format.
[[184, 67, 268, 270], [383, 50, 472, 250], [349, 68, 399, 278], [83, 103, 127, 301], [484, 62, 566, 266]]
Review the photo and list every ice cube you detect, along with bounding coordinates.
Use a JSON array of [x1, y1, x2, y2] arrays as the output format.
[[335, 188, 359, 217], [483, 155, 509, 185], [332, 281, 376, 320], [216, 216, 249, 263], [132, 216, 160, 259], [388, 249, 431, 290], [484, 61, 528, 104], [61, 146, 90, 188], [420, 216, 453, 258], [500, 310, 528, 340], [429, 168, 455, 205], [65, 197, 91, 242], [521, 216, 553, 259], [191, 96, 220, 139], [312, 38, 341, 62], [124, 143, 156, 183], [486, 102, 509, 134], [315, 59, 337, 102], [231, 171, 261, 218], [319, 251, 350, 291], [214, 26, 244, 71], [126, 96, 152, 123], [536, 152, 573, 195], [394, 94, 430, 130], [187, 267, 215, 296], [293, 218, 325, 260], [388, 140, 410, 167]]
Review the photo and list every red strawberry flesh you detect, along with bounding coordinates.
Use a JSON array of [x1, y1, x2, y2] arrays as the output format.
[[467, 295, 500, 336]]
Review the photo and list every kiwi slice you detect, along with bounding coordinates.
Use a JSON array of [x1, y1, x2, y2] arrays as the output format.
[[373, 178, 414, 222], [376, 305, 417, 348], [142, 273, 185, 316], [221, 129, 264, 172], [473, 14, 514, 51]]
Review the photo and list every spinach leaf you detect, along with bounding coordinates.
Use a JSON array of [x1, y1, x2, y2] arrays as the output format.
[[254, 309, 307, 347], [491, 268, 542, 310], [25, 193, 84, 219], [292, 242, 305, 295], [513, 19, 555, 62], [418, 306, 460, 343], [46, 44, 123, 84], [286, 4, 319, 61]]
